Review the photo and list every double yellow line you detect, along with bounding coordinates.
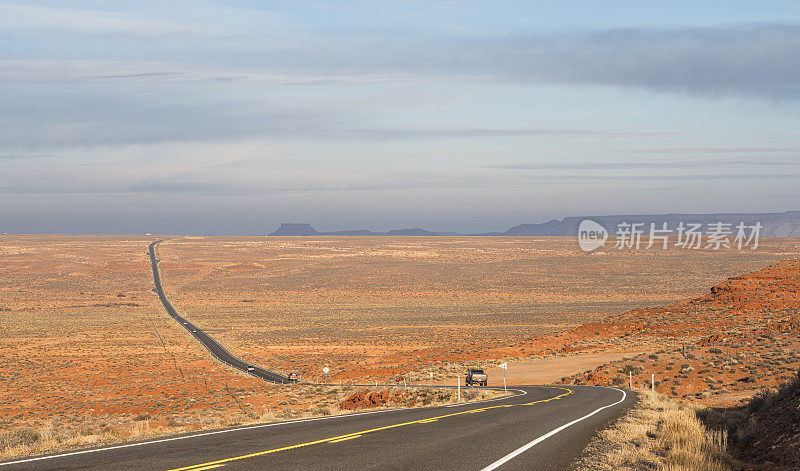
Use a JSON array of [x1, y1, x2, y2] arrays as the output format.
[[167, 388, 573, 471]]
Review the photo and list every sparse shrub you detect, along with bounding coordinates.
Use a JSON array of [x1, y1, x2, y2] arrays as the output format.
[[166, 418, 182, 427], [0, 428, 41, 451], [621, 364, 645, 375]]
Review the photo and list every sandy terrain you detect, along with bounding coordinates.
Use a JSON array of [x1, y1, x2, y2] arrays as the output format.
[[154, 236, 799, 383], [2, 234, 799, 457], [485, 352, 646, 386]]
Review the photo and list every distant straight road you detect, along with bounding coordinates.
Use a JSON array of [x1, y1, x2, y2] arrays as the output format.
[[1, 385, 633, 471], [148, 240, 288, 383]]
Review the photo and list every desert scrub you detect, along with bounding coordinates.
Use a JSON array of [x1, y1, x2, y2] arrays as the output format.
[[0, 421, 145, 462], [572, 391, 732, 471], [0, 428, 41, 451]]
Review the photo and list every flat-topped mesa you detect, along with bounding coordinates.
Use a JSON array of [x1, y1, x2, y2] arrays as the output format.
[[268, 223, 320, 236], [267, 224, 441, 236]]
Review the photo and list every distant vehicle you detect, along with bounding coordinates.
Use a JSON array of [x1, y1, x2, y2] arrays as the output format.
[[465, 369, 488, 387], [287, 372, 299, 383], [247, 366, 255, 372], [191, 329, 197, 333]]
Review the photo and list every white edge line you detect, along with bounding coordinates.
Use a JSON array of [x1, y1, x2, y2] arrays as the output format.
[[0, 387, 526, 467], [480, 387, 628, 471], [0, 408, 406, 467], [445, 388, 527, 407]]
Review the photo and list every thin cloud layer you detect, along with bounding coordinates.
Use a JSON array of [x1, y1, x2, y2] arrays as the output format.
[[3, 21, 798, 97]]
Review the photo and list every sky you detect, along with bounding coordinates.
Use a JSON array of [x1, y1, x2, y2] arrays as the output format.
[[1, 1, 800, 234]]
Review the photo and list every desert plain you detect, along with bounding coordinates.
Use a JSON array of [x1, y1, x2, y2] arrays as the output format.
[[2, 234, 800, 458]]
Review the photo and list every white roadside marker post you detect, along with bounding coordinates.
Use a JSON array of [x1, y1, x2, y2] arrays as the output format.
[[429, 372, 434, 385], [457, 376, 461, 403], [499, 362, 508, 392], [629, 371, 632, 389], [651, 374, 655, 400]]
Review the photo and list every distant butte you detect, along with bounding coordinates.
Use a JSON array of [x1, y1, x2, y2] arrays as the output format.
[[267, 210, 800, 237], [268, 223, 320, 236]]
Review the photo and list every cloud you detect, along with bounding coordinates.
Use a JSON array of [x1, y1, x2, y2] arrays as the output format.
[[0, 154, 53, 160], [257, 22, 800, 99], [0, 2, 225, 37], [618, 147, 800, 154], [490, 157, 800, 170], [0, 91, 346, 148], [341, 128, 667, 140], [3, 18, 799, 99], [404, 23, 800, 99]]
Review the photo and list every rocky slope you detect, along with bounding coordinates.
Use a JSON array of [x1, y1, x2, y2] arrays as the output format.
[[552, 259, 800, 405]]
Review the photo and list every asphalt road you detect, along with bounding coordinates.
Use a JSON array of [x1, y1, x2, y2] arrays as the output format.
[[1, 385, 633, 471], [148, 240, 289, 384]]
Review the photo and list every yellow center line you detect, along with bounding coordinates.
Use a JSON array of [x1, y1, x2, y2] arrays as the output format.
[[328, 434, 362, 443], [191, 465, 226, 470], [166, 388, 573, 471]]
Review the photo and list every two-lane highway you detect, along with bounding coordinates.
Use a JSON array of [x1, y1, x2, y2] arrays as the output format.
[[1, 385, 632, 471], [148, 240, 288, 384]]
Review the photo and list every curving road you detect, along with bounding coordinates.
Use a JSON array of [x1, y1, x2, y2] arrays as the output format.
[[1, 385, 633, 471], [148, 240, 289, 384]]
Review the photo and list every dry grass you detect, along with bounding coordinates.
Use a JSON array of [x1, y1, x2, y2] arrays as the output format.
[[575, 390, 732, 471]]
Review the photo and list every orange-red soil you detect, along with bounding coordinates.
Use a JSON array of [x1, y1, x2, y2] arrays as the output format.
[[2, 234, 799, 446], [552, 259, 800, 406]]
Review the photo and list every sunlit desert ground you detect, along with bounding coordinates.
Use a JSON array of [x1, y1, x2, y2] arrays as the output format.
[[155, 236, 800, 382], [2, 234, 799, 457]]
